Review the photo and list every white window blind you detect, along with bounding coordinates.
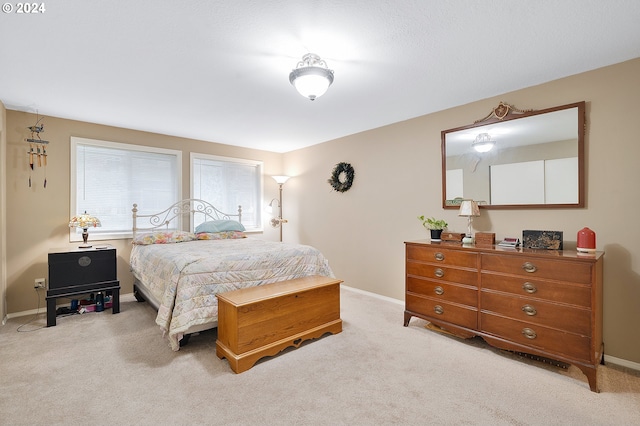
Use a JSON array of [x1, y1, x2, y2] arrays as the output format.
[[191, 153, 262, 231], [71, 137, 181, 240]]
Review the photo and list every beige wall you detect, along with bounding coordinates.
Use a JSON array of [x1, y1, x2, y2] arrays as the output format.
[[4, 113, 283, 314], [3, 58, 640, 365], [283, 58, 640, 365], [1, 101, 6, 323]]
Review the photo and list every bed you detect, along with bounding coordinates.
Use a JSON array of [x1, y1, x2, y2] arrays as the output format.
[[130, 199, 335, 350]]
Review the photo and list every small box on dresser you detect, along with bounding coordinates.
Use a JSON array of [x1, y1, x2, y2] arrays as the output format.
[[441, 232, 465, 242], [474, 232, 495, 246]]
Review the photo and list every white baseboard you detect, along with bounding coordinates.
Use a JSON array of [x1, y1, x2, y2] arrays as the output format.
[[6, 306, 46, 320], [341, 284, 403, 305], [605, 354, 640, 372]]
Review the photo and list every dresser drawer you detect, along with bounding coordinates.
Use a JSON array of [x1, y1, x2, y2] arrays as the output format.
[[481, 313, 591, 361], [481, 291, 591, 335], [407, 245, 477, 268], [407, 276, 477, 307], [407, 261, 478, 286], [406, 293, 477, 329], [481, 253, 592, 284], [481, 273, 591, 307]]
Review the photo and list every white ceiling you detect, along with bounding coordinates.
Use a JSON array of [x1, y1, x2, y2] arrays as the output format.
[[2, 0, 640, 153]]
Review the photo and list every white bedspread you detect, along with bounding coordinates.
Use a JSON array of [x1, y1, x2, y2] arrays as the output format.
[[130, 238, 334, 350]]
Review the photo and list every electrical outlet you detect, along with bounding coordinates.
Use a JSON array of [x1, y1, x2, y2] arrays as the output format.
[[34, 278, 46, 289]]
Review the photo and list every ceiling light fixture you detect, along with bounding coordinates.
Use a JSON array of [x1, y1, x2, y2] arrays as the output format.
[[289, 53, 334, 101], [472, 133, 496, 152]]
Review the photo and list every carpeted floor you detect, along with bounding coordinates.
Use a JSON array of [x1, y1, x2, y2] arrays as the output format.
[[1, 287, 639, 425]]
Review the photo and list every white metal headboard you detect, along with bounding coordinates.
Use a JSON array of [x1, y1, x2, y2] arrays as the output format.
[[132, 198, 242, 238]]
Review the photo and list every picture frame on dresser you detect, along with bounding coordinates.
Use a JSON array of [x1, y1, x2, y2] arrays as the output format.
[[404, 240, 604, 392]]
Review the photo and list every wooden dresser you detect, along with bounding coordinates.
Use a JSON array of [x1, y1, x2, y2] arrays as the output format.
[[404, 240, 604, 392]]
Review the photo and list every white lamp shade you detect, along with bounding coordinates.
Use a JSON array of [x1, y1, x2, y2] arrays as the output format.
[[272, 175, 290, 184], [458, 200, 480, 217]]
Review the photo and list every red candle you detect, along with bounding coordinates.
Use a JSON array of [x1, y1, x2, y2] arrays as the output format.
[[577, 227, 596, 252]]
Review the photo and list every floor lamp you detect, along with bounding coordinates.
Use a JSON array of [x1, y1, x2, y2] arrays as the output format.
[[269, 175, 290, 241]]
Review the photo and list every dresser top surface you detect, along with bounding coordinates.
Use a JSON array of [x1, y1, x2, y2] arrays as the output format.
[[405, 240, 603, 261]]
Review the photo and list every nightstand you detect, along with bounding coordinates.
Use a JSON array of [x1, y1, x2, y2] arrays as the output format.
[[46, 246, 120, 327]]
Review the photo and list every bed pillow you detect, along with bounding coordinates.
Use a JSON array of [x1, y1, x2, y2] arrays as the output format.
[[132, 230, 197, 245], [196, 231, 246, 240], [195, 219, 245, 233]]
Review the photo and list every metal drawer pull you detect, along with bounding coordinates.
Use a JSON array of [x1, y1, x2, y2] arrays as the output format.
[[521, 328, 537, 339], [434, 286, 444, 295], [434, 252, 445, 261], [521, 304, 537, 316], [434, 268, 444, 278], [522, 262, 537, 273], [434, 305, 444, 315], [522, 282, 537, 294]]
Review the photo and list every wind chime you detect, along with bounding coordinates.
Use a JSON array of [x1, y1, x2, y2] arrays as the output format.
[[25, 115, 49, 188]]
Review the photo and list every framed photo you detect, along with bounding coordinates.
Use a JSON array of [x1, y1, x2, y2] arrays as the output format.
[[522, 230, 563, 250]]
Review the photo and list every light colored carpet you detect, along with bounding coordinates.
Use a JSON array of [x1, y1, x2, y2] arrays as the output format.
[[1, 287, 639, 425]]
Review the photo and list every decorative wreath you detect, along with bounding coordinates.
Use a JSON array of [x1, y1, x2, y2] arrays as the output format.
[[328, 162, 355, 192]]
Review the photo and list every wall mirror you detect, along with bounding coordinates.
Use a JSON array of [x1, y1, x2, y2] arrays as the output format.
[[442, 101, 585, 209]]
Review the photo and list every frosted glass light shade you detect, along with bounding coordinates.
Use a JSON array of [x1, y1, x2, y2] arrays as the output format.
[[290, 70, 332, 100], [272, 175, 290, 185], [473, 133, 496, 152]]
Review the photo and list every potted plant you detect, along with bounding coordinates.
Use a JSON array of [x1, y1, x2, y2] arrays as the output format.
[[417, 215, 448, 241]]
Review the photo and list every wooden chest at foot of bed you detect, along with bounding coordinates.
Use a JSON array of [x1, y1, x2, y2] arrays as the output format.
[[216, 275, 343, 373]]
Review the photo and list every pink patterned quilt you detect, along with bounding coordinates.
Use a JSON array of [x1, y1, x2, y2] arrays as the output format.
[[130, 238, 334, 350]]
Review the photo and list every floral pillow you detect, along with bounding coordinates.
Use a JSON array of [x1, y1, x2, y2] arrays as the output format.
[[132, 230, 197, 245], [196, 231, 247, 240]]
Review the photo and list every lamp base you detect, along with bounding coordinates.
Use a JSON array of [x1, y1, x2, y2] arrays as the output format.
[[80, 228, 91, 248], [462, 236, 474, 245], [577, 247, 596, 253]]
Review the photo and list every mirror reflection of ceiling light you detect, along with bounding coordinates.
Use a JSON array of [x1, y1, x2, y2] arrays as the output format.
[[472, 133, 495, 152], [289, 53, 334, 101]]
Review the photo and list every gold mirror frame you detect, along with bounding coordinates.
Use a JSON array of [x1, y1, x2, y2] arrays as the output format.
[[441, 101, 586, 209]]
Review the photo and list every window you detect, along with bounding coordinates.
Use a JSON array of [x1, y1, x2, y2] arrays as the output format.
[[191, 153, 262, 231], [71, 137, 181, 241]]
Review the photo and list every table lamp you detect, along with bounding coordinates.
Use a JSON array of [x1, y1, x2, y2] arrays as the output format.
[[458, 200, 480, 244], [69, 211, 101, 248]]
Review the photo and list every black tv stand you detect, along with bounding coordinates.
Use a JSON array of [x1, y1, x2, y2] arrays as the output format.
[[46, 246, 120, 327]]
